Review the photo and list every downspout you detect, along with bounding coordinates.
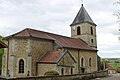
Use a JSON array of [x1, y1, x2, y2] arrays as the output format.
[[6, 40, 9, 77], [78, 49, 80, 74]]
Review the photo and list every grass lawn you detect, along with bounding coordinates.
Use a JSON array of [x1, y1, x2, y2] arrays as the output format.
[[110, 63, 120, 68]]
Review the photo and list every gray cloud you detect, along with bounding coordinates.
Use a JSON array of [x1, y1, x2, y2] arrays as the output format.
[[0, 0, 119, 58]]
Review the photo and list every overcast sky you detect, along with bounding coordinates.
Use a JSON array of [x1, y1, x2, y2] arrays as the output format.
[[0, 0, 119, 58]]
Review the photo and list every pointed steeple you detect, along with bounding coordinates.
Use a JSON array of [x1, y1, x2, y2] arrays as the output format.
[[70, 4, 96, 26]]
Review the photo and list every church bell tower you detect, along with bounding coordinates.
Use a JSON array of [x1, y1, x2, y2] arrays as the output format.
[[70, 4, 97, 48]]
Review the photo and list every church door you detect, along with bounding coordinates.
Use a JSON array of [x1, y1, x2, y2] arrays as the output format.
[[81, 67, 85, 73]]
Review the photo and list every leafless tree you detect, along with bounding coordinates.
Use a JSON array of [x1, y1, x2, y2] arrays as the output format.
[[113, 0, 120, 19]]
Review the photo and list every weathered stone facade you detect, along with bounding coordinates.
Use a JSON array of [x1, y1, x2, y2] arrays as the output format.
[[2, 37, 98, 77], [79, 50, 97, 73], [30, 38, 54, 76], [71, 22, 97, 48], [68, 49, 97, 73], [2, 34, 98, 78], [2, 48, 7, 77], [2, 38, 54, 77]]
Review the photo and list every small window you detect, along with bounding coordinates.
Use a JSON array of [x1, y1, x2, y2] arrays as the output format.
[[89, 58, 92, 67], [81, 58, 84, 67], [19, 59, 24, 73], [77, 26, 81, 35], [91, 27, 93, 35], [61, 68, 64, 75], [91, 39, 94, 44]]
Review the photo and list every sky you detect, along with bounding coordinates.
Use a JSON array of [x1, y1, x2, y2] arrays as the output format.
[[0, 0, 119, 58]]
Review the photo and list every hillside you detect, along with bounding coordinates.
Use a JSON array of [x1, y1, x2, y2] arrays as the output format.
[[102, 58, 120, 72]]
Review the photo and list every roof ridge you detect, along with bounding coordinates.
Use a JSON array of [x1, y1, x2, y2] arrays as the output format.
[[5, 27, 87, 41], [4, 28, 31, 39], [28, 28, 92, 45], [82, 6, 85, 22], [28, 28, 80, 40], [26, 28, 32, 37]]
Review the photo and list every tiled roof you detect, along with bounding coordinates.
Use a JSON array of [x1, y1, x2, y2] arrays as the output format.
[[70, 4, 96, 26], [5, 28, 97, 51], [0, 40, 7, 48], [39, 50, 63, 63], [39, 50, 76, 63]]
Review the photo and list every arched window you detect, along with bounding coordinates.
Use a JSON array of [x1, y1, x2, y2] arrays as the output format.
[[19, 59, 24, 73], [89, 58, 92, 67], [77, 26, 81, 35], [91, 27, 93, 35], [61, 68, 64, 75], [81, 58, 84, 67]]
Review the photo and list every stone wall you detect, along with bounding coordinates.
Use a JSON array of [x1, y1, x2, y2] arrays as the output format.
[[37, 51, 76, 76], [2, 38, 31, 77], [2, 38, 54, 77], [2, 37, 97, 78], [7, 38, 32, 77], [68, 48, 97, 74], [71, 23, 97, 48], [2, 47, 8, 77], [4, 70, 108, 80], [68, 48, 79, 74], [79, 50, 97, 73], [30, 38, 54, 76], [37, 63, 57, 76]]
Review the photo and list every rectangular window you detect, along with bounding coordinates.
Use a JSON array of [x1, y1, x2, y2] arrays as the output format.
[[61, 68, 64, 75], [91, 39, 93, 44]]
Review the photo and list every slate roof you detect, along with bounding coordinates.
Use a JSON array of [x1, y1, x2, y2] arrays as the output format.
[[0, 40, 7, 48], [70, 4, 96, 26], [5, 28, 97, 51]]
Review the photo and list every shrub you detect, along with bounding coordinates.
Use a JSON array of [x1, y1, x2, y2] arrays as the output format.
[[116, 69, 120, 73], [44, 70, 59, 76]]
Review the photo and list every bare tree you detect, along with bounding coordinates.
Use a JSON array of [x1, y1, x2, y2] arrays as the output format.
[[114, 0, 120, 40], [113, 0, 120, 19]]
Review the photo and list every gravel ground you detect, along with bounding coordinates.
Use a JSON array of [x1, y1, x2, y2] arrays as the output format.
[[91, 73, 120, 80]]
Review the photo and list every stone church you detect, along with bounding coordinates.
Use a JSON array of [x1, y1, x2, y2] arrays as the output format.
[[2, 4, 98, 77]]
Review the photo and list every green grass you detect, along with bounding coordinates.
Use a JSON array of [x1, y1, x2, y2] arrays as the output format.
[[108, 59, 120, 68], [109, 63, 120, 68], [102, 58, 120, 69]]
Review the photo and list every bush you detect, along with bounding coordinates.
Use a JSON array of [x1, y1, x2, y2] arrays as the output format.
[[116, 69, 120, 73], [44, 70, 59, 76]]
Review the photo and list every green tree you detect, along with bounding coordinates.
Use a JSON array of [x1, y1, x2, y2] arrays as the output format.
[[101, 60, 110, 70], [0, 36, 3, 75]]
